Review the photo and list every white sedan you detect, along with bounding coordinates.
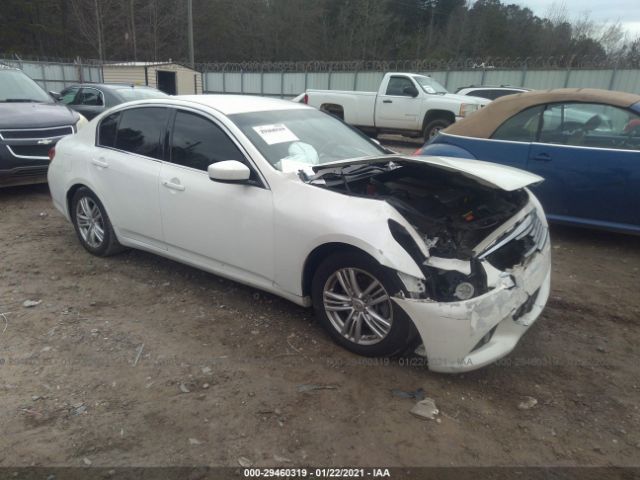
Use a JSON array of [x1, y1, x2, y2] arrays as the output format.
[[47, 95, 551, 372]]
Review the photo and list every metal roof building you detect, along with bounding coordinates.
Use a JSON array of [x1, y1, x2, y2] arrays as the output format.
[[101, 61, 203, 95]]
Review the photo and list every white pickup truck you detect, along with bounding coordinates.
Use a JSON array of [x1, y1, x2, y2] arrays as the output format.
[[297, 72, 490, 140]]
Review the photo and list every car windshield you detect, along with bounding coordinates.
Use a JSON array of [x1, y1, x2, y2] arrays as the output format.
[[0, 70, 53, 103], [229, 109, 387, 172], [115, 87, 169, 101], [413, 75, 448, 94]]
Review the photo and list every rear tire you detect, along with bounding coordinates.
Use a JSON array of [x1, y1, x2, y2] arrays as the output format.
[[311, 251, 418, 357], [71, 187, 124, 257]]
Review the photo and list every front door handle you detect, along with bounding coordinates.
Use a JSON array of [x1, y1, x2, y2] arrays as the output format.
[[91, 158, 109, 168], [532, 152, 552, 162], [382, 100, 393, 104], [162, 180, 185, 191]]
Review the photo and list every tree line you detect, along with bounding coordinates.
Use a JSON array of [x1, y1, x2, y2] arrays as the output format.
[[1, 0, 639, 65]]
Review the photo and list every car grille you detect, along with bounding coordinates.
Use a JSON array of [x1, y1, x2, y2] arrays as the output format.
[[478, 210, 548, 270], [8, 145, 51, 157], [0, 126, 73, 140], [0, 125, 74, 159]]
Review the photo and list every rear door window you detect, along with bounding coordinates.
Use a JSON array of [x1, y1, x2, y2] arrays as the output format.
[[491, 105, 544, 142], [469, 89, 496, 100], [115, 107, 169, 159], [78, 87, 104, 106]]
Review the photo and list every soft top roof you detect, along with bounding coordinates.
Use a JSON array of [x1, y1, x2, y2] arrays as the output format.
[[444, 88, 640, 139]]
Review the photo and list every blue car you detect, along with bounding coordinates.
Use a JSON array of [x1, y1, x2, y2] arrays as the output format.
[[416, 88, 640, 234]]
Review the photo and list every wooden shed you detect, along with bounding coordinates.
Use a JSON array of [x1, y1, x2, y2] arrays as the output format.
[[101, 61, 203, 95]]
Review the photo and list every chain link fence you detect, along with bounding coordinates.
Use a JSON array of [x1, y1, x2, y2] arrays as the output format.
[[197, 55, 640, 73], [3, 54, 640, 96], [198, 57, 640, 98]]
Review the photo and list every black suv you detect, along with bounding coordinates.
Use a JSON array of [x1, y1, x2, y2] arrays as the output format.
[[0, 65, 84, 187]]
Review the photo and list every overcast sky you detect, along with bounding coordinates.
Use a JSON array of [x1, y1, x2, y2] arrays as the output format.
[[509, 0, 640, 37]]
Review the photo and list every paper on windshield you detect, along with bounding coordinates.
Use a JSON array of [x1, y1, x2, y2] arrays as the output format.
[[253, 124, 299, 145]]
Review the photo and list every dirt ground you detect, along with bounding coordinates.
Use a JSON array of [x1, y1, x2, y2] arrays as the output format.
[[1, 140, 639, 469]]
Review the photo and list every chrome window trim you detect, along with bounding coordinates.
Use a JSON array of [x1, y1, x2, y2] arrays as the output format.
[[439, 132, 640, 154], [94, 145, 162, 163]]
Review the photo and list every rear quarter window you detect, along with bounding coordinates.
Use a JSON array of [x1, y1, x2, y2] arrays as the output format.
[[98, 112, 120, 147], [491, 105, 544, 142]]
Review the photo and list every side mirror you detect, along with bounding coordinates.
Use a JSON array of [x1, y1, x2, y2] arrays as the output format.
[[403, 85, 419, 97], [49, 91, 61, 101], [208, 160, 251, 183]]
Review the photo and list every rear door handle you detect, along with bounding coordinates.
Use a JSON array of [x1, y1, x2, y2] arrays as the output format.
[[532, 152, 552, 162], [382, 100, 393, 104], [91, 157, 109, 168], [162, 180, 185, 191]]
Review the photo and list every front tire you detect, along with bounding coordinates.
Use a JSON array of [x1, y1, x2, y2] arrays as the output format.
[[71, 187, 123, 257], [311, 251, 418, 357]]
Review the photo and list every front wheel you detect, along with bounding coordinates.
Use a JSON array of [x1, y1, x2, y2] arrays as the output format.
[[311, 251, 418, 357], [423, 118, 452, 141]]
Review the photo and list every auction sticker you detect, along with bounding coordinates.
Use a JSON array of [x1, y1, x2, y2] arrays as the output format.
[[253, 124, 299, 145]]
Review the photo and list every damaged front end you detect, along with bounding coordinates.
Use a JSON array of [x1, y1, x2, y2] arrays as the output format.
[[309, 156, 551, 372]]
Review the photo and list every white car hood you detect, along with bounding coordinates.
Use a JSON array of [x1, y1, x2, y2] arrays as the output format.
[[312, 155, 543, 192]]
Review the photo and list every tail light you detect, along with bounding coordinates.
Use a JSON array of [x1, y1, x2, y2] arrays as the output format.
[[303, 94, 308, 104], [48, 146, 56, 161], [412, 148, 422, 155]]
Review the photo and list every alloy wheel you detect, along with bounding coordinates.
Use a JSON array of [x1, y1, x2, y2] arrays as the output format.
[[322, 268, 393, 345], [75, 196, 105, 249]]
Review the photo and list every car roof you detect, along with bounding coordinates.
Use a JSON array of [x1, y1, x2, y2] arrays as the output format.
[[66, 83, 158, 90], [445, 88, 640, 138], [0, 65, 25, 73], [174, 94, 310, 115], [458, 86, 529, 91]]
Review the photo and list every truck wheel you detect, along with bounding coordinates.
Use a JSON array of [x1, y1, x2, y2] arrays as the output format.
[[423, 118, 451, 141]]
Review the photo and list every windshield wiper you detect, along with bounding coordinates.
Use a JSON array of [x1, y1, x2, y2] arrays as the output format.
[[308, 162, 392, 184]]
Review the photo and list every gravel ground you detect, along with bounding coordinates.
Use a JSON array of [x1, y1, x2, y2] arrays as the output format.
[[1, 141, 639, 469]]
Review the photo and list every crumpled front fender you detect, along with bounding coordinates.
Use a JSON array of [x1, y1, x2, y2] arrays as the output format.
[[393, 240, 551, 373]]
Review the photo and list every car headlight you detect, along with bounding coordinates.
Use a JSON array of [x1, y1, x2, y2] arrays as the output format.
[[75, 114, 89, 131], [459, 103, 479, 117], [454, 281, 475, 300]]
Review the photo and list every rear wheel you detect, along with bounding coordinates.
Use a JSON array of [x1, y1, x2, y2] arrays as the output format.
[[423, 118, 452, 141], [71, 187, 124, 257], [311, 251, 418, 356]]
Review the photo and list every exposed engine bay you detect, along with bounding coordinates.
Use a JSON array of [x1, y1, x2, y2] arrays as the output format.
[[308, 158, 533, 302], [309, 160, 529, 259]]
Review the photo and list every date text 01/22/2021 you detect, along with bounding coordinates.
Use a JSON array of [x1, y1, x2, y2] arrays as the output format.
[[242, 468, 392, 478]]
